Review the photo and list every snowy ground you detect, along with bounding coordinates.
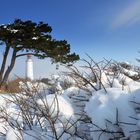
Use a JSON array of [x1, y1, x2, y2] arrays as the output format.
[[0, 62, 140, 140]]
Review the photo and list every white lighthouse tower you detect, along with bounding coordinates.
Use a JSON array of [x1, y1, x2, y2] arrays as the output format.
[[26, 54, 34, 80]]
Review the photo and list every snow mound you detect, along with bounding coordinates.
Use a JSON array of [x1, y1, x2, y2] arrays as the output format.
[[37, 94, 76, 135], [37, 94, 74, 119], [85, 88, 140, 139]]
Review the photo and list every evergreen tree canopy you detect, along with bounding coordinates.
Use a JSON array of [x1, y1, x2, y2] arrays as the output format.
[[0, 19, 79, 63], [0, 19, 79, 87]]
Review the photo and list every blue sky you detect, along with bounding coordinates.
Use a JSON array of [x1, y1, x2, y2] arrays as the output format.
[[0, 0, 140, 78]]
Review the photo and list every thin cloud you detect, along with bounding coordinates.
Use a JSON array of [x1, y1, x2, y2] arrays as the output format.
[[112, 1, 140, 29]]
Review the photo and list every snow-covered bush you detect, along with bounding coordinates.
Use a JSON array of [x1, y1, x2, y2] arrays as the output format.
[[85, 88, 140, 140], [64, 57, 140, 139], [0, 57, 140, 140], [0, 84, 79, 140]]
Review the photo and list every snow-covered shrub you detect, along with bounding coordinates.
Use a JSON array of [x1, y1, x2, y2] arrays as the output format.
[[62, 57, 140, 139], [85, 88, 140, 140], [37, 94, 76, 134], [0, 83, 79, 140], [119, 62, 132, 70], [50, 74, 75, 91], [19, 81, 48, 93], [65, 57, 120, 93], [1, 56, 140, 140]]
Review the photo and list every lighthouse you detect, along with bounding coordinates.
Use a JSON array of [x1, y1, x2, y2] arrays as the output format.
[[26, 54, 34, 80]]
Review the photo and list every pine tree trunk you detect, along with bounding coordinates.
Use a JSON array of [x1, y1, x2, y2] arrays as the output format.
[[0, 45, 10, 83], [0, 49, 17, 88]]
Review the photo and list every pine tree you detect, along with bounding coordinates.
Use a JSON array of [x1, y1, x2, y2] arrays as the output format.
[[0, 19, 79, 87]]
